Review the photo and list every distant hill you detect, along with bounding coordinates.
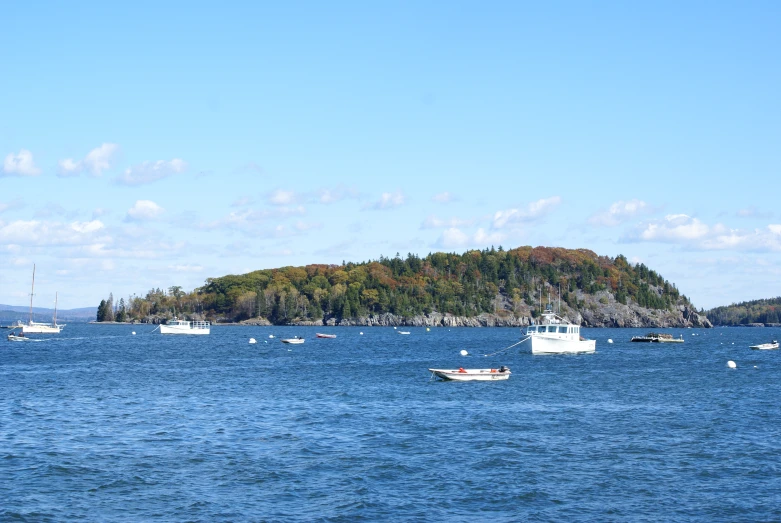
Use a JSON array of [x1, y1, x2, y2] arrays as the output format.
[[0, 304, 97, 325], [705, 297, 781, 326]]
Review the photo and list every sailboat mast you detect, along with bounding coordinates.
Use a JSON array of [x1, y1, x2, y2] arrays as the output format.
[[54, 291, 58, 325], [29, 264, 35, 325]]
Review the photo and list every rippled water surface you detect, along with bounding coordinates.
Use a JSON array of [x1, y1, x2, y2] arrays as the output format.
[[2, 324, 781, 521]]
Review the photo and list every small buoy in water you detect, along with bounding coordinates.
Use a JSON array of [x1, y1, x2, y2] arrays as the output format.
[[460, 349, 469, 356], [132, 331, 136, 335], [426, 327, 430, 331], [360, 332, 363, 335], [727, 361, 737, 369], [249, 338, 256, 344], [269, 334, 274, 338], [607, 339, 613, 344], [754, 366, 758, 369], [394, 326, 397, 329]]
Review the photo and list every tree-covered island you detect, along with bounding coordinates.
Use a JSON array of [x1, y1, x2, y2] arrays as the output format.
[[96, 246, 712, 328]]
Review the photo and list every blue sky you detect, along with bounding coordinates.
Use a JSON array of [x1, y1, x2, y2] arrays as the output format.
[[2, 1, 780, 311]]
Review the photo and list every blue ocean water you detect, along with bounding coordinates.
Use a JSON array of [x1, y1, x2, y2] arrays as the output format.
[[1, 324, 780, 521]]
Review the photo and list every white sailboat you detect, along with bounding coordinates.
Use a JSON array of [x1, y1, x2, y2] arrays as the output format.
[[20, 265, 66, 334]]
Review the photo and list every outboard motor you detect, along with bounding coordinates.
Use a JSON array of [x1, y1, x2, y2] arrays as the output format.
[[499, 366, 510, 373]]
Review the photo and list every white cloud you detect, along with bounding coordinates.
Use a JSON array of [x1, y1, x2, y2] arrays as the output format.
[[268, 189, 295, 205], [315, 186, 360, 204], [126, 200, 165, 221], [0, 219, 108, 246], [58, 143, 119, 177], [493, 196, 561, 228], [637, 214, 709, 242], [366, 190, 406, 210], [115, 158, 186, 185], [436, 227, 505, 249], [3, 149, 41, 176], [623, 215, 781, 252], [588, 199, 652, 227], [420, 215, 475, 229], [432, 191, 455, 203]]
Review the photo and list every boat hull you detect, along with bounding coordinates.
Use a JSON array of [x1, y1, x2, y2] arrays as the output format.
[[750, 343, 779, 350], [281, 338, 305, 344], [530, 336, 595, 354], [429, 368, 511, 381], [160, 324, 210, 335], [22, 323, 64, 334]]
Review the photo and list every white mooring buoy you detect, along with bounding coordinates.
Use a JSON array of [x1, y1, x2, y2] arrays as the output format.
[[249, 338, 256, 344], [132, 331, 136, 335], [607, 339, 613, 344], [460, 350, 469, 356], [727, 361, 737, 369]]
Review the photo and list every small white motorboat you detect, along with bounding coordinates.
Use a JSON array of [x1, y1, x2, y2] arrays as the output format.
[[281, 337, 305, 344], [750, 340, 779, 350], [429, 366, 511, 381], [7, 332, 42, 342], [398, 331, 411, 335], [316, 333, 336, 339]]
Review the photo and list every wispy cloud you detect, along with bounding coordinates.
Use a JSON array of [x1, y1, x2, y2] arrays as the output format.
[[420, 215, 476, 229], [492, 196, 561, 228], [126, 200, 165, 222], [365, 190, 406, 210], [622, 214, 781, 252], [58, 143, 119, 177], [0, 219, 108, 246], [198, 207, 307, 236], [588, 199, 654, 227], [3, 149, 41, 176], [268, 189, 296, 205], [432, 191, 456, 203], [436, 227, 504, 249], [115, 158, 187, 185], [0, 198, 25, 214]]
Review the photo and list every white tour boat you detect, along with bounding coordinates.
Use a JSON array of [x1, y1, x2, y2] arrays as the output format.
[[159, 317, 210, 335], [20, 265, 65, 334], [750, 340, 779, 350], [429, 366, 511, 381], [525, 305, 595, 354]]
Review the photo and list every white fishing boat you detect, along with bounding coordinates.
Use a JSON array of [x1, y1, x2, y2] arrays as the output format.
[[750, 340, 779, 350], [20, 265, 65, 334], [429, 366, 511, 381], [159, 317, 210, 335], [398, 331, 410, 335], [525, 305, 595, 354], [281, 336, 305, 344], [316, 333, 337, 339]]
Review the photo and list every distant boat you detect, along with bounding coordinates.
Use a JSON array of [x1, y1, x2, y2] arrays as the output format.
[[525, 305, 595, 354], [398, 331, 411, 335], [316, 333, 337, 339], [631, 333, 684, 343], [20, 265, 65, 334], [160, 317, 210, 335], [750, 340, 779, 350], [281, 337, 305, 344], [7, 331, 42, 342], [429, 366, 511, 381]]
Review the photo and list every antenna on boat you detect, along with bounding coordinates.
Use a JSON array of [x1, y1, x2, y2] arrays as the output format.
[[558, 284, 561, 314], [29, 264, 36, 325]]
